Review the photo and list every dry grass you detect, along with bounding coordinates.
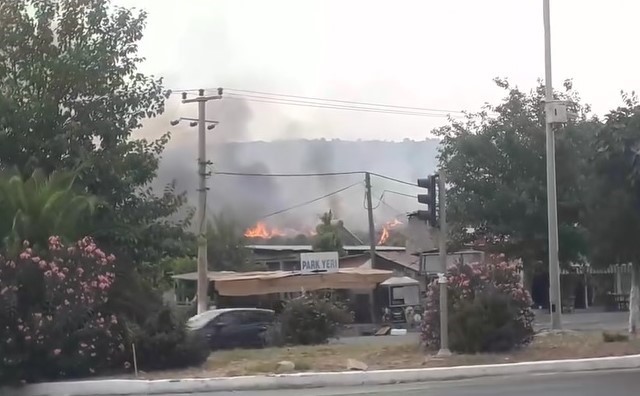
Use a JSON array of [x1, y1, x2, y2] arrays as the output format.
[[133, 332, 640, 379]]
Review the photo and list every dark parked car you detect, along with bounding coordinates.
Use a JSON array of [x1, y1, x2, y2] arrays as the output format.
[[186, 308, 275, 349]]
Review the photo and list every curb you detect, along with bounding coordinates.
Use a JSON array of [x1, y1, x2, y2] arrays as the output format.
[[5, 354, 640, 396]]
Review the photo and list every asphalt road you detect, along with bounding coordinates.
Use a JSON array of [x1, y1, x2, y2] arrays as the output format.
[[159, 369, 640, 396]]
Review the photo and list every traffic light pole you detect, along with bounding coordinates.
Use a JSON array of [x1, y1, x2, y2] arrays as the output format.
[[436, 169, 451, 357]]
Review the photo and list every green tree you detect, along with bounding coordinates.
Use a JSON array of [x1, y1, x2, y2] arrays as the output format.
[[0, 0, 189, 265], [312, 210, 345, 255], [141, 256, 196, 292], [436, 79, 597, 275], [0, 169, 98, 252], [585, 95, 640, 333], [207, 213, 255, 272], [0, 0, 201, 353]]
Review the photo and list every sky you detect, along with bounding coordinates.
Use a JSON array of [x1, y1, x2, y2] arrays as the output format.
[[115, 0, 640, 142]]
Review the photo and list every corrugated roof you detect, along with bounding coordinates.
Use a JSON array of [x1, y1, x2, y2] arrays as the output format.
[[376, 251, 420, 272], [246, 245, 405, 252], [172, 268, 393, 296]]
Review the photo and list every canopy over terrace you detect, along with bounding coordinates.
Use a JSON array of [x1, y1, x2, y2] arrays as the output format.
[[172, 268, 393, 296]]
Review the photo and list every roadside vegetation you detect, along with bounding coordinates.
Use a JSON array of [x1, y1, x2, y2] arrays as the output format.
[[119, 332, 640, 378]]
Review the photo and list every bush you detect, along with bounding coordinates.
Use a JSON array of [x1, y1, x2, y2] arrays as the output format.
[[130, 306, 209, 371], [263, 321, 285, 347], [0, 237, 126, 384], [280, 293, 353, 345], [602, 331, 629, 343], [421, 257, 534, 353], [449, 288, 532, 353]]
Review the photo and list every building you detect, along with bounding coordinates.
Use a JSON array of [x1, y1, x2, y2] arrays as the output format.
[[247, 244, 405, 272]]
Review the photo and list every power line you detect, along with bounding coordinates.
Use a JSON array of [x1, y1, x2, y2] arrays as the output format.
[[168, 87, 466, 117], [226, 92, 458, 117], [224, 95, 459, 118], [259, 181, 362, 219], [370, 172, 418, 187], [366, 188, 415, 211], [224, 88, 465, 114], [214, 170, 418, 187], [364, 189, 383, 211], [382, 189, 417, 199], [380, 199, 410, 218], [214, 170, 363, 177]]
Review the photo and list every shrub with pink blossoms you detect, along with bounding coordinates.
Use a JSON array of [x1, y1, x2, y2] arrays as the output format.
[[421, 255, 535, 353], [0, 236, 126, 384]]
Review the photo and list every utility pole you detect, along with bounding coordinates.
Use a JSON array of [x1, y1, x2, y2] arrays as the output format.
[[364, 172, 377, 323], [181, 89, 223, 315], [543, 0, 562, 330], [364, 172, 377, 266], [437, 169, 451, 357]]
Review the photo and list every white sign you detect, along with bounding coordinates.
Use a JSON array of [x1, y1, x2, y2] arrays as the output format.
[[300, 252, 339, 274]]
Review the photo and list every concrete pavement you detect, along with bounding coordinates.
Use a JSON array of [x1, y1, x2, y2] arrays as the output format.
[[165, 369, 640, 396], [533, 310, 629, 332]]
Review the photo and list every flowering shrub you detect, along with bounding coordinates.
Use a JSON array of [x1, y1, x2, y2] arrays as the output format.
[[0, 237, 126, 384], [421, 256, 534, 353]]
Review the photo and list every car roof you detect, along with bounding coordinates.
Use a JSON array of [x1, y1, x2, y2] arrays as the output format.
[[187, 307, 274, 322], [202, 308, 274, 315], [186, 308, 275, 329]]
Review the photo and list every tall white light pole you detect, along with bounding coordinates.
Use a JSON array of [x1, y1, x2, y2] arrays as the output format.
[[543, 0, 562, 330], [437, 169, 451, 357]]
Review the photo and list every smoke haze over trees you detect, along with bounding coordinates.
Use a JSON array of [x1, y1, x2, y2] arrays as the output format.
[[153, 136, 439, 233]]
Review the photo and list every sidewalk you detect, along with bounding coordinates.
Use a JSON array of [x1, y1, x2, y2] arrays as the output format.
[[6, 354, 640, 396]]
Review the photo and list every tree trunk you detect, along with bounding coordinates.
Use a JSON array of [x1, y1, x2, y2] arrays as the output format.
[[630, 263, 640, 335]]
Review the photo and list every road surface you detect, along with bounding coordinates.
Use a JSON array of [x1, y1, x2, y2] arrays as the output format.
[[332, 310, 630, 346], [153, 369, 639, 396]]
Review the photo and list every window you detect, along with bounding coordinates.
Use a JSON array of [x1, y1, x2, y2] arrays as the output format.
[[283, 260, 299, 271], [214, 312, 241, 326], [242, 310, 274, 324], [186, 310, 221, 330], [265, 261, 281, 271]]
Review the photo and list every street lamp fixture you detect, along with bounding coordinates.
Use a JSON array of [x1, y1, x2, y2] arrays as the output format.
[[169, 117, 219, 129]]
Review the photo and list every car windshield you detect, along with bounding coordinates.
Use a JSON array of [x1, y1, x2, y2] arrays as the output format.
[[186, 310, 221, 330]]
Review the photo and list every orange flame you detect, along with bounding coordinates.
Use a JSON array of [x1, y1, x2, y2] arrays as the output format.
[[244, 222, 317, 239], [377, 218, 404, 245], [244, 222, 286, 239]]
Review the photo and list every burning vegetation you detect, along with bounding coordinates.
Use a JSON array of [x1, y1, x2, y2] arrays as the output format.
[[243, 221, 316, 240], [243, 217, 405, 247], [377, 218, 404, 245]]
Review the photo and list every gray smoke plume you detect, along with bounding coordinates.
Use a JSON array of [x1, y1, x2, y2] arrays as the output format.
[[147, 97, 440, 235]]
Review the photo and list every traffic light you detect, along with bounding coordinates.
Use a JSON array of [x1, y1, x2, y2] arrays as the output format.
[[416, 174, 438, 227]]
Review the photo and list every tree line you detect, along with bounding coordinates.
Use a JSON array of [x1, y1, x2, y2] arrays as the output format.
[[439, 78, 640, 326]]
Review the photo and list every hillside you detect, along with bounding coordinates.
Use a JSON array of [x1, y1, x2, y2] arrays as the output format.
[[155, 139, 440, 232]]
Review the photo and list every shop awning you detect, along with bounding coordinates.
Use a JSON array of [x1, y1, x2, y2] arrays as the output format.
[[172, 268, 393, 296], [380, 276, 420, 287]]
